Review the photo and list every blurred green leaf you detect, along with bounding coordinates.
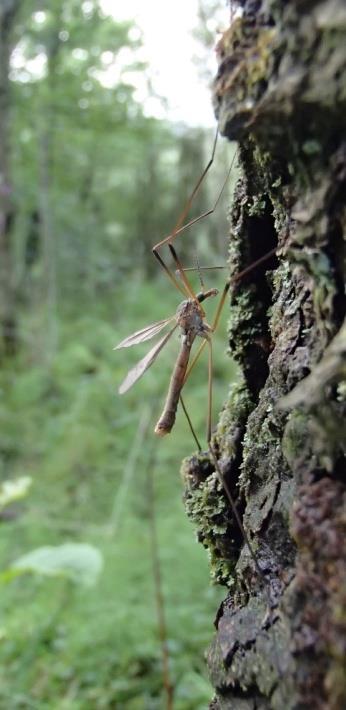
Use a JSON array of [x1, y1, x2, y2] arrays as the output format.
[[0, 477, 32, 511], [10, 543, 103, 587]]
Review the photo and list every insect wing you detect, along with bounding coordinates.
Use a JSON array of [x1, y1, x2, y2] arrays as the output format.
[[114, 317, 174, 350], [118, 325, 178, 394]]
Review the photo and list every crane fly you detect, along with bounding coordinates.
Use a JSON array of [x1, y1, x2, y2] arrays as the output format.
[[115, 244, 277, 444], [115, 131, 236, 443], [115, 127, 282, 679], [115, 129, 277, 445], [115, 284, 219, 441]]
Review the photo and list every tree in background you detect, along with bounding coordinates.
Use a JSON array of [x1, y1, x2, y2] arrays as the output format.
[[2, 0, 222, 363], [0, 0, 21, 358]]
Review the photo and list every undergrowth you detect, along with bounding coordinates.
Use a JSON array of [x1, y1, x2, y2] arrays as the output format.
[[0, 274, 234, 709]]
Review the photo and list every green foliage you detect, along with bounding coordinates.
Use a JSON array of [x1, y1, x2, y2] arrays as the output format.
[[0, 278, 229, 707], [0, 1, 237, 707], [0, 476, 32, 510], [9, 543, 103, 586]]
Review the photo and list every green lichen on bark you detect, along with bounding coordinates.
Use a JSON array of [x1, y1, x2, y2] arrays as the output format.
[[182, 1, 346, 708], [182, 381, 254, 584]]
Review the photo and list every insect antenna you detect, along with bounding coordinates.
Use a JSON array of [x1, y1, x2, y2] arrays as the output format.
[[194, 252, 205, 293]]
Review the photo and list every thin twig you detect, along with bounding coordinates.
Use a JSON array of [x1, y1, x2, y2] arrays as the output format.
[[108, 405, 151, 536], [146, 450, 174, 710]]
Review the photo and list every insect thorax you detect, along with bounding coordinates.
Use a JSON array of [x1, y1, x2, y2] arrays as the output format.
[[175, 299, 207, 338]]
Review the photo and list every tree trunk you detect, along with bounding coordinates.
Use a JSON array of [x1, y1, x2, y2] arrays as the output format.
[[0, 0, 21, 358], [183, 1, 346, 708], [37, 14, 62, 362]]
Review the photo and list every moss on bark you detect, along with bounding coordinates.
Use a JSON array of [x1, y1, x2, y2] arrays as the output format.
[[182, 1, 346, 707]]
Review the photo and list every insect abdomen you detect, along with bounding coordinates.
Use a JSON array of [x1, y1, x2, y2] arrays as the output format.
[[154, 337, 194, 436]]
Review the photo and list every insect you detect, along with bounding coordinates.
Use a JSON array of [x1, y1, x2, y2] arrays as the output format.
[[115, 276, 219, 443], [115, 132, 276, 446], [115, 130, 282, 685]]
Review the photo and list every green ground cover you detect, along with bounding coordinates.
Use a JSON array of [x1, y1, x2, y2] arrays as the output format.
[[0, 277, 235, 708]]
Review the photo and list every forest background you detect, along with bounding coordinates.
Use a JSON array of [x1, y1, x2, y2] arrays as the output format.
[[0, 1, 239, 707]]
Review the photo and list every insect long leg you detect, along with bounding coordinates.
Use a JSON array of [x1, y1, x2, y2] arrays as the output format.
[[178, 265, 226, 274], [183, 246, 278, 383], [209, 446, 283, 678], [152, 146, 238, 299], [232, 246, 278, 284], [151, 136, 238, 311], [154, 147, 238, 252], [154, 235, 220, 306], [183, 281, 230, 384], [205, 333, 280, 637], [179, 395, 202, 451], [153, 128, 219, 255], [168, 244, 199, 302], [154, 290, 218, 438], [207, 336, 213, 444], [183, 339, 207, 386], [152, 236, 202, 302], [152, 249, 187, 297], [209, 447, 266, 579], [174, 286, 227, 445], [151, 243, 202, 323]]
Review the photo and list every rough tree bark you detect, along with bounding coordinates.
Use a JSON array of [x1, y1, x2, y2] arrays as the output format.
[[0, 0, 21, 358], [182, 1, 345, 708]]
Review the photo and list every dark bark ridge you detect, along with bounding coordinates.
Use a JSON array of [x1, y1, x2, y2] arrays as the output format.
[[182, 1, 346, 708]]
